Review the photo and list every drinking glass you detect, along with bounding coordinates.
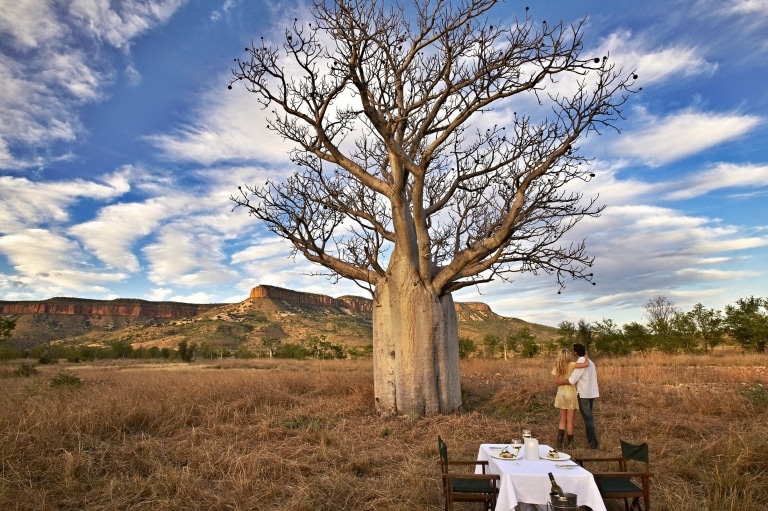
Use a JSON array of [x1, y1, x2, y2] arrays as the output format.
[[522, 429, 532, 440], [510, 438, 522, 455]]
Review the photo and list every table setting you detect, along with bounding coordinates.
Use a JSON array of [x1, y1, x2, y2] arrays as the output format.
[[477, 434, 606, 511]]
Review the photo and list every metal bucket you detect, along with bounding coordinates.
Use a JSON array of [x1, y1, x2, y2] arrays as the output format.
[[550, 492, 578, 511]]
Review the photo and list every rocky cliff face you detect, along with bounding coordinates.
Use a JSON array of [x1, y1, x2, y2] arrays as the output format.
[[1, 288, 492, 320], [0, 298, 219, 318], [250, 285, 374, 312], [455, 302, 492, 312], [249, 285, 491, 314]]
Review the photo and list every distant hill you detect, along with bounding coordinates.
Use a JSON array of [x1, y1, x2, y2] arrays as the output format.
[[0, 285, 556, 352]]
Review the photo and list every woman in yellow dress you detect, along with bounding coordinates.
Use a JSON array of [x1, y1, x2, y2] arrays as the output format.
[[551, 349, 588, 449]]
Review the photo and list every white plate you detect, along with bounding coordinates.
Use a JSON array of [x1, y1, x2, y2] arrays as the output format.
[[541, 452, 571, 461], [490, 451, 522, 460]]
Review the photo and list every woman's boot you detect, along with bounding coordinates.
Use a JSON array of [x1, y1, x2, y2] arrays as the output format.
[[566, 435, 574, 448], [556, 429, 565, 449]]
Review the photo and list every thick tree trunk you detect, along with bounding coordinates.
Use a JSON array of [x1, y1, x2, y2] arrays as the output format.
[[372, 267, 462, 417]]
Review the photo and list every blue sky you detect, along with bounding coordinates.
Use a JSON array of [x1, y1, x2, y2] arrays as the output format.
[[1, 0, 766, 327]]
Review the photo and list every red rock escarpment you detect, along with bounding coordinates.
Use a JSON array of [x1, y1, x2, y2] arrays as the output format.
[[0, 298, 218, 318], [249, 285, 490, 314], [454, 302, 492, 312], [249, 285, 373, 312]]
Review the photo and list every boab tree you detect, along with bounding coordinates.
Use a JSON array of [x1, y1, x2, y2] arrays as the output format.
[[230, 0, 637, 417]]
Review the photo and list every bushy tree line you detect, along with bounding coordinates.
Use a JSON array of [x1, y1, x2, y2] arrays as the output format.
[[269, 335, 371, 360], [459, 327, 540, 359], [457, 295, 767, 359], [559, 295, 768, 355], [29, 341, 181, 364]]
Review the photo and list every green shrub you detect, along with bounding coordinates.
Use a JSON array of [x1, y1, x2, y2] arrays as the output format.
[[14, 362, 37, 377], [458, 337, 477, 359], [274, 342, 311, 360], [50, 372, 82, 387], [739, 383, 768, 409], [38, 354, 56, 365]]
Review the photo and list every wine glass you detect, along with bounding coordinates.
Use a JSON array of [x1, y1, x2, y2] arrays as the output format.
[[510, 438, 522, 456]]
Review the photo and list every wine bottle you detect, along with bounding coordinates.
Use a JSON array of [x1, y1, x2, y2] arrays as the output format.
[[548, 472, 565, 497]]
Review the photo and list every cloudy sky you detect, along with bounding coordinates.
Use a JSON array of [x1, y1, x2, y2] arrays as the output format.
[[1, 0, 766, 327]]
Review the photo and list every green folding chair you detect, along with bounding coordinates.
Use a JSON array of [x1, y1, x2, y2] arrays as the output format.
[[437, 436, 500, 511], [576, 440, 652, 511]]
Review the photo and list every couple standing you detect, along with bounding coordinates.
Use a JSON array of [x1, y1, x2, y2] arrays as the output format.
[[552, 343, 600, 450]]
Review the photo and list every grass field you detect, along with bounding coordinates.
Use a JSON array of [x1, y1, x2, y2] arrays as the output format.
[[1, 354, 767, 510]]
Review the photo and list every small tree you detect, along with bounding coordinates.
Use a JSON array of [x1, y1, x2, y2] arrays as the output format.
[[644, 295, 678, 350], [592, 318, 626, 355], [177, 340, 197, 362], [457, 337, 477, 359], [502, 333, 516, 360], [261, 323, 288, 357], [555, 320, 577, 349], [623, 322, 651, 354], [110, 340, 134, 359], [308, 335, 346, 359], [0, 316, 15, 341], [669, 311, 698, 354], [274, 342, 311, 359], [690, 303, 725, 354], [510, 327, 536, 356], [512, 327, 538, 358], [577, 319, 593, 352], [725, 296, 768, 352], [230, 0, 637, 416], [0, 317, 19, 361], [482, 334, 500, 358]]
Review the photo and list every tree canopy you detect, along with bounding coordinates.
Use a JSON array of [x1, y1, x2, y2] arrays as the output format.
[[230, 0, 638, 296], [229, 0, 638, 416]]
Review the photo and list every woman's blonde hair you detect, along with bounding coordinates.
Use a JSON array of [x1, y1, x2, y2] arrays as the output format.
[[554, 349, 571, 378]]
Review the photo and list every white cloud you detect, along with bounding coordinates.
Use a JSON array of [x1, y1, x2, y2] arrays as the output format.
[[593, 30, 717, 86], [66, 164, 262, 273], [453, 158, 768, 326], [0, 0, 63, 49], [722, 0, 768, 16], [210, 0, 237, 22], [68, 0, 189, 49], [0, 54, 84, 153], [124, 63, 142, 86], [0, 0, 187, 167], [0, 172, 130, 231], [169, 291, 218, 303], [147, 287, 173, 301], [147, 85, 295, 165], [611, 108, 762, 165], [664, 162, 768, 200], [457, 219, 766, 326], [0, 228, 128, 297], [230, 237, 291, 264], [142, 224, 240, 288], [571, 203, 768, 302], [68, 200, 171, 272]]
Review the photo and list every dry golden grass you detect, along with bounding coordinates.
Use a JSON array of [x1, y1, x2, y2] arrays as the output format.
[[1, 354, 767, 511]]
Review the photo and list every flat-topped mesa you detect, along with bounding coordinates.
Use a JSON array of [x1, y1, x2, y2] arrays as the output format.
[[454, 302, 492, 313], [0, 297, 217, 318], [249, 285, 493, 314], [249, 285, 373, 312]]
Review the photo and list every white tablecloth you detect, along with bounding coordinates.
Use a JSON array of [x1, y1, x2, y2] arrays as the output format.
[[477, 444, 607, 511]]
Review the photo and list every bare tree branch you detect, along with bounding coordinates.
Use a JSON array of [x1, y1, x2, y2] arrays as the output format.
[[230, 0, 638, 294]]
